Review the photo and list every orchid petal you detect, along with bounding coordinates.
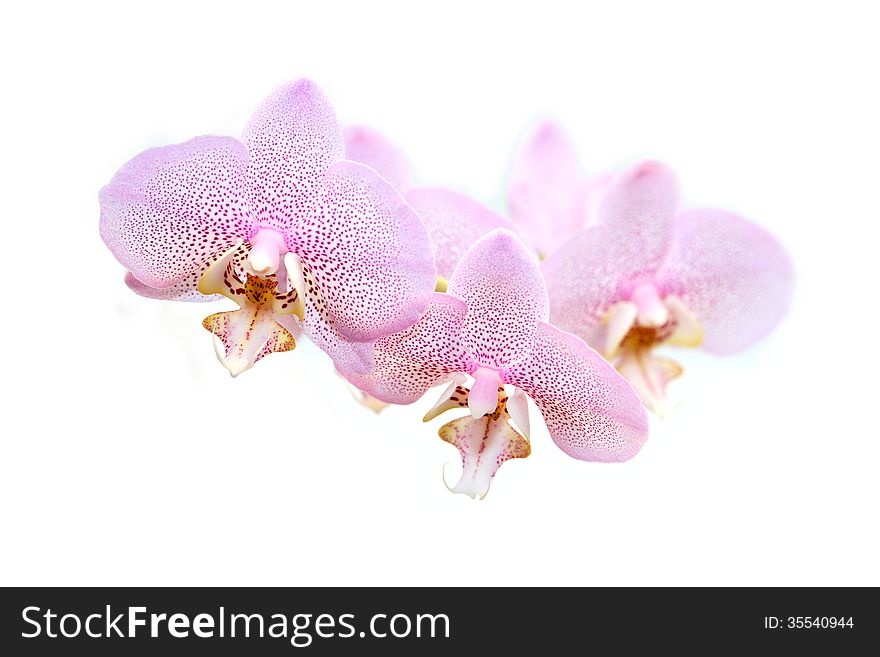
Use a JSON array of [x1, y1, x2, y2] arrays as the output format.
[[343, 293, 472, 404], [507, 121, 583, 256], [291, 161, 435, 342], [448, 229, 549, 368], [655, 209, 794, 354], [343, 125, 412, 192], [242, 79, 343, 232], [99, 136, 253, 288], [502, 322, 648, 462], [595, 159, 679, 275], [204, 308, 296, 377], [578, 172, 614, 228], [540, 225, 622, 342], [439, 398, 530, 500], [285, 291, 375, 377], [406, 187, 511, 279], [124, 271, 220, 302]]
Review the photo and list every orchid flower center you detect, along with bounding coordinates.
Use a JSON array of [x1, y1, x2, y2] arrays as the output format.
[[594, 283, 702, 413], [197, 239, 304, 377]]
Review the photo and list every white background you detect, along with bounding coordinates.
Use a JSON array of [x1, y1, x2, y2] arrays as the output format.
[[2, 1, 878, 586]]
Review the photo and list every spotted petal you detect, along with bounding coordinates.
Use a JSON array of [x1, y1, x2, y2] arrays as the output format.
[[124, 271, 220, 302], [242, 79, 344, 232], [655, 209, 794, 354], [342, 293, 471, 404], [595, 159, 679, 275], [283, 290, 375, 376], [502, 322, 648, 462], [290, 161, 435, 342], [507, 121, 583, 256], [344, 125, 412, 192], [447, 229, 549, 368], [406, 187, 511, 280], [99, 136, 253, 288]]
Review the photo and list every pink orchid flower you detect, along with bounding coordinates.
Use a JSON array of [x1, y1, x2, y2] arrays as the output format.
[[100, 81, 435, 377], [541, 160, 794, 413], [344, 228, 648, 499]]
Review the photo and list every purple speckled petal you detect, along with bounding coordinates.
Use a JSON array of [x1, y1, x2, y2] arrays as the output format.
[[99, 136, 253, 288], [344, 125, 413, 192], [242, 79, 344, 233], [290, 161, 435, 342], [342, 293, 472, 404], [406, 187, 511, 279], [448, 229, 549, 369], [541, 225, 623, 343], [502, 322, 648, 462], [655, 209, 794, 354], [279, 304, 375, 376]]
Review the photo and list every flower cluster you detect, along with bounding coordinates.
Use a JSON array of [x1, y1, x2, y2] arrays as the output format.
[[100, 81, 793, 498]]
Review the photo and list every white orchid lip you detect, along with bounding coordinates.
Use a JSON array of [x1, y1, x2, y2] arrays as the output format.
[[246, 228, 287, 276], [425, 383, 531, 500]]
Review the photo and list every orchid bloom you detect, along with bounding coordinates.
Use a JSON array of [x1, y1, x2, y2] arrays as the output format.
[[507, 121, 612, 258], [344, 229, 648, 499], [541, 160, 794, 413], [100, 81, 435, 376]]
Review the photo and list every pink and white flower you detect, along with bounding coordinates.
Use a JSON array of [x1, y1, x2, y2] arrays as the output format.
[[344, 229, 649, 498], [100, 81, 435, 376], [542, 160, 795, 413]]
